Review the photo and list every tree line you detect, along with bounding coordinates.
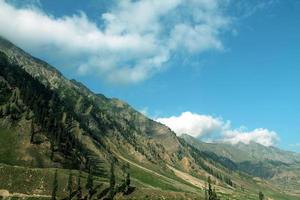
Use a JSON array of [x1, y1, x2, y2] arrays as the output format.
[[51, 161, 132, 200]]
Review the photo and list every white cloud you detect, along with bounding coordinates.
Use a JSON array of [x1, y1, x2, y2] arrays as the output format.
[[156, 111, 279, 147], [222, 128, 279, 147], [156, 111, 229, 138], [169, 23, 224, 53], [0, 0, 231, 84]]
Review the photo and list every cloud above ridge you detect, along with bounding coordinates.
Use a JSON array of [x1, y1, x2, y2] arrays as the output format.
[[156, 111, 229, 138], [0, 0, 231, 84], [156, 111, 279, 147], [221, 128, 279, 146]]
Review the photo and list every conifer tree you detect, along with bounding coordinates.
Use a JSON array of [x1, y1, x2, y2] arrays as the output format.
[[212, 187, 218, 200], [259, 191, 264, 200], [121, 163, 131, 194], [125, 169, 130, 194], [51, 170, 58, 200], [86, 168, 94, 199], [208, 177, 213, 200], [30, 119, 34, 143], [67, 171, 73, 200], [207, 176, 219, 200], [108, 161, 116, 199], [204, 182, 208, 200], [77, 171, 82, 200]]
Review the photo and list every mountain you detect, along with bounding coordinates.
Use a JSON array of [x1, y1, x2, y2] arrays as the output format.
[[181, 134, 300, 164], [0, 36, 299, 199], [181, 134, 300, 195]]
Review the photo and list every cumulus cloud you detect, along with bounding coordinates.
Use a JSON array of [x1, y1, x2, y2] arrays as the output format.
[[156, 111, 229, 138], [221, 128, 279, 147], [156, 111, 279, 147], [0, 0, 231, 84]]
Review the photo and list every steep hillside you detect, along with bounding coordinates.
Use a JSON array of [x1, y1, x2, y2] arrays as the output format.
[[181, 134, 300, 195], [0, 36, 299, 199], [0, 37, 178, 169]]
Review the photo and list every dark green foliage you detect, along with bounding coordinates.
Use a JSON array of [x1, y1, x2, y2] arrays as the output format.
[[205, 184, 208, 200], [206, 177, 219, 200], [85, 150, 107, 177], [97, 188, 110, 200], [224, 175, 233, 187], [30, 119, 35, 144], [125, 167, 131, 194], [0, 80, 11, 106], [51, 170, 58, 200], [108, 161, 116, 199], [208, 177, 213, 200], [86, 168, 94, 199], [77, 171, 82, 200], [123, 163, 131, 195], [67, 171, 73, 200], [116, 163, 131, 195], [259, 191, 264, 200]]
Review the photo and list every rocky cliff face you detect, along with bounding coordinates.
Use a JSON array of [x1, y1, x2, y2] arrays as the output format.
[[0, 36, 191, 175]]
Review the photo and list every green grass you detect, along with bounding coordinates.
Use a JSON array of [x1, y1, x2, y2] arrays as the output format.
[[0, 122, 56, 168], [118, 146, 201, 192], [0, 163, 107, 199], [8, 197, 49, 200], [0, 164, 64, 196], [0, 128, 19, 165], [129, 164, 181, 192], [0, 163, 200, 200]]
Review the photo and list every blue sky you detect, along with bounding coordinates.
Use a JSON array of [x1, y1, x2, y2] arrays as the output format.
[[0, 0, 299, 151]]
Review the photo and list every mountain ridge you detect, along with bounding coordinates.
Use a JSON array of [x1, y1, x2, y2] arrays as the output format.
[[181, 133, 300, 164]]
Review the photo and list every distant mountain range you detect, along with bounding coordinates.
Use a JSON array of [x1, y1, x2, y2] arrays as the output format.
[[0, 36, 300, 199], [181, 134, 300, 164], [181, 134, 300, 195]]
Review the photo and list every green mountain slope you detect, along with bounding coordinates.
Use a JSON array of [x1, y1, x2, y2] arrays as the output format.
[[0, 36, 299, 199]]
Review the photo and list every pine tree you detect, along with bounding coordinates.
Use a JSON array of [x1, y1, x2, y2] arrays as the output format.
[[50, 142, 54, 160], [120, 163, 131, 194], [86, 168, 94, 199], [212, 187, 218, 200], [208, 177, 213, 200], [259, 191, 264, 200], [77, 171, 82, 200], [30, 119, 34, 143], [108, 161, 116, 199], [51, 170, 58, 200], [125, 169, 130, 194], [67, 171, 73, 200], [207, 176, 219, 200], [204, 182, 208, 200]]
